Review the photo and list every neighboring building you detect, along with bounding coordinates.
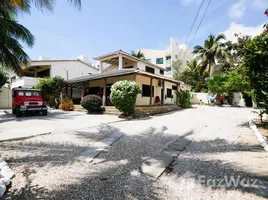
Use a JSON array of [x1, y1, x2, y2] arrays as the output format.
[[66, 50, 191, 106], [0, 55, 99, 108], [139, 37, 193, 78]]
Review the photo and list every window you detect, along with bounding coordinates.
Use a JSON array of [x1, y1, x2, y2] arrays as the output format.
[[175, 54, 178, 59], [145, 58, 151, 63], [145, 66, 155, 74], [172, 85, 178, 90], [166, 56, 171, 60], [166, 88, 172, 98], [156, 58, 164, 64], [18, 92, 24, 96], [160, 69, 164, 75], [166, 67, 171, 72], [142, 84, 154, 97]]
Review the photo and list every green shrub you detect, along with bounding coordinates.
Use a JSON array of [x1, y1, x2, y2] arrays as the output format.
[[110, 80, 141, 115], [80, 94, 102, 113], [177, 89, 192, 108]]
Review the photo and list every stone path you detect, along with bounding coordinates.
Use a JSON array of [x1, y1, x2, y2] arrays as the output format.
[[141, 137, 191, 178], [76, 132, 124, 163]]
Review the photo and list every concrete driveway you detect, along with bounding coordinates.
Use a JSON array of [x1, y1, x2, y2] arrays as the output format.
[[1, 106, 268, 200], [0, 110, 122, 141]]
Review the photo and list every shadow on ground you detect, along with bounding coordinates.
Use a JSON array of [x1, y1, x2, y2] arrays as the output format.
[[2, 123, 267, 199]]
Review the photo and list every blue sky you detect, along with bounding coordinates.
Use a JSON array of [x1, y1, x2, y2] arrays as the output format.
[[19, 0, 268, 62]]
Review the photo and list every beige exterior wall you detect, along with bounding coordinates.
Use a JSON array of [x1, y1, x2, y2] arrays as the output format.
[[135, 75, 178, 106], [0, 88, 12, 109]]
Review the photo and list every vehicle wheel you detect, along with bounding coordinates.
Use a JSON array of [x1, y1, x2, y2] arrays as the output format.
[[16, 106, 21, 117], [12, 108, 16, 114], [42, 110, 47, 116]]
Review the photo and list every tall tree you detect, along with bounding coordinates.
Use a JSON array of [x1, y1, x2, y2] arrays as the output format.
[[0, 7, 34, 74], [193, 34, 228, 76], [131, 50, 145, 60]]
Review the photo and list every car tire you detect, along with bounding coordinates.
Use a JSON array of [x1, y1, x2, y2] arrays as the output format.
[[42, 110, 47, 116], [16, 106, 21, 117]]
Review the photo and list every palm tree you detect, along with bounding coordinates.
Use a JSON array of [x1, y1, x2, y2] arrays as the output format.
[[193, 34, 228, 76], [1, 0, 82, 12], [131, 50, 145, 60], [0, 7, 34, 75], [180, 59, 208, 92]]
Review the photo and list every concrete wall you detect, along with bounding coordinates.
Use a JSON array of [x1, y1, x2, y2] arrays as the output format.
[[232, 92, 246, 107], [191, 92, 209, 104], [0, 88, 12, 109], [49, 61, 98, 79]]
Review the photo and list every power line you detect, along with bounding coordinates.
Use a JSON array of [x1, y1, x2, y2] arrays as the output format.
[[182, 0, 212, 61], [177, 0, 206, 59]]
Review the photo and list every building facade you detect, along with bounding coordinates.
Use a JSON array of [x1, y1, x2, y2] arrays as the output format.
[[139, 37, 193, 78], [66, 50, 191, 106]]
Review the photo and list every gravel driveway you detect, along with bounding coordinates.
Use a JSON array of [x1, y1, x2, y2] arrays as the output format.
[[1, 106, 267, 200]]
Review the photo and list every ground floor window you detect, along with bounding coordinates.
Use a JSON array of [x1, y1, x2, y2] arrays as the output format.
[[166, 88, 172, 98], [142, 84, 154, 97]]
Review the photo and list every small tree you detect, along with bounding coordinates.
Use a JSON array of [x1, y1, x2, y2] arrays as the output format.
[[177, 89, 192, 108], [110, 80, 141, 116], [35, 76, 65, 107]]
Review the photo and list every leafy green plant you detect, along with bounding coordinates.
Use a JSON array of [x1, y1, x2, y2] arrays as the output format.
[[0, 71, 8, 88], [35, 76, 65, 107], [80, 94, 102, 113], [110, 80, 141, 116], [177, 89, 192, 108], [244, 32, 268, 113]]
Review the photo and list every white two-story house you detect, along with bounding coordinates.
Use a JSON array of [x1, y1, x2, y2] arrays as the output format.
[[66, 50, 191, 106]]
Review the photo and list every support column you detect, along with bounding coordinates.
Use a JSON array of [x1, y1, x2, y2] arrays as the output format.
[[161, 80, 165, 105], [119, 55, 123, 70], [65, 86, 68, 98], [81, 85, 85, 100], [149, 78, 153, 106], [99, 61, 103, 73], [70, 87, 73, 99], [103, 78, 107, 106], [176, 83, 179, 105]]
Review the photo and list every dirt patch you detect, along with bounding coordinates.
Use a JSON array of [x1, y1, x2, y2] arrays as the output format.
[[253, 119, 268, 141]]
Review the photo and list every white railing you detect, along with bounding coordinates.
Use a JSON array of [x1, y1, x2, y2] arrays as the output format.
[[11, 76, 38, 89]]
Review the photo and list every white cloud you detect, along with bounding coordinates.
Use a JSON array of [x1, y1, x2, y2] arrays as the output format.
[[228, 0, 268, 19], [222, 22, 264, 42], [228, 0, 247, 19]]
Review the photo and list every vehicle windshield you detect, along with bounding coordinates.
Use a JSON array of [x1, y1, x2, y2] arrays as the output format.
[[17, 91, 40, 97]]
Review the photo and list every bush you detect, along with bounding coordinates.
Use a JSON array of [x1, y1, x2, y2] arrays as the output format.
[[110, 80, 141, 115], [59, 97, 74, 111], [80, 94, 102, 113], [177, 89, 192, 108]]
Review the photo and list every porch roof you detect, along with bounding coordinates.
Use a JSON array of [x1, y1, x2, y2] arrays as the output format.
[[94, 50, 166, 70], [66, 69, 190, 89]]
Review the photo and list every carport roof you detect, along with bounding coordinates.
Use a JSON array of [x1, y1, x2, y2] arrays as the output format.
[[65, 69, 189, 89]]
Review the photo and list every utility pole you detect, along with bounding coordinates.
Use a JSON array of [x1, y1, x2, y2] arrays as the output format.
[[64, 69, 69, 80]]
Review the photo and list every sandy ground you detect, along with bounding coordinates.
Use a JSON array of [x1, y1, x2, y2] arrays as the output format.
[[1, 106, 267, 200]]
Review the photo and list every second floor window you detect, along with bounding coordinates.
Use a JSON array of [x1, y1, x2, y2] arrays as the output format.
[[166, 67, 171, 72], [146, 58, 151, 63], [156, 58, 164, 64], [160, 69, 164, 75], [145, 66, 155, 74]]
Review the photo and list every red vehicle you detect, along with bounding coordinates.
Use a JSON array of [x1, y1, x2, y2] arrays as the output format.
[[12, 87, 48, 117]]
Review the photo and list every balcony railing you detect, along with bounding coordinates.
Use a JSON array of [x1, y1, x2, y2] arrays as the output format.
[[11, 76, 38, 89]]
